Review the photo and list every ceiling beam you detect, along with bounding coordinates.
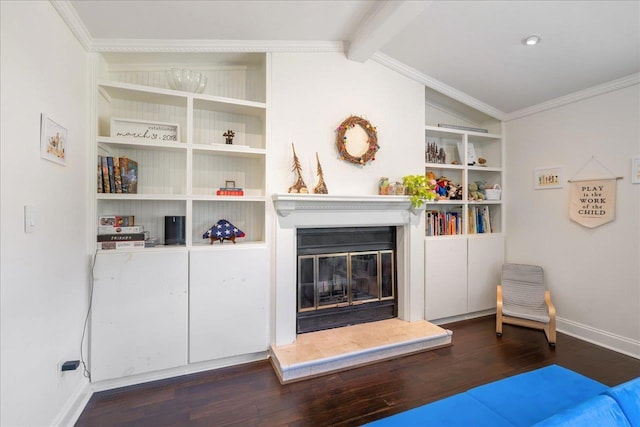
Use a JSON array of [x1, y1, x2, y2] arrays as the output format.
[[347, 0, 432, 63]]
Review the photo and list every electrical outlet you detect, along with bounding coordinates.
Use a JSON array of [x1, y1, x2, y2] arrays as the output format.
[[57, 360, 80, 377]]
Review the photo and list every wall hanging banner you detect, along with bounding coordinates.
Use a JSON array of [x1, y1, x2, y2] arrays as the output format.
[[569, 179, 616, 228]]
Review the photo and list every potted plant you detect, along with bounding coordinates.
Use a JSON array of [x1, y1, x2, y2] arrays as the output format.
[[402, 174, 437, 208]]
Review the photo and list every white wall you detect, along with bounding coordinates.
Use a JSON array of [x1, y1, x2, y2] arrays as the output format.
[[1, 2, 92, 426], [270, 52, 425, 195], [270, 52, 425, 344], [505, 85, 640, 357]]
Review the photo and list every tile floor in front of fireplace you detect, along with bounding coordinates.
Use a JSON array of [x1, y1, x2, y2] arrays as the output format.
[[270, 318, 452, 383]]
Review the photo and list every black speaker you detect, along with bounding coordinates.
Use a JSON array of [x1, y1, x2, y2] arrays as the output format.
[[164, 216, 185, 245]]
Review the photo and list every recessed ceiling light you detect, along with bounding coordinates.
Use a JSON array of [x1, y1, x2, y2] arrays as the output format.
[[523, 35, 542, 46]]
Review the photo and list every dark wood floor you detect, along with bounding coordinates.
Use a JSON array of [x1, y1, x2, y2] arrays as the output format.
[[76, 316, 640, 427]]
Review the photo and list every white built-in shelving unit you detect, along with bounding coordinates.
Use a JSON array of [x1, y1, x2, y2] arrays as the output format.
[[423, 87, 505, 323], [91, 53, 270, 383], [95, 54, 268, 247]]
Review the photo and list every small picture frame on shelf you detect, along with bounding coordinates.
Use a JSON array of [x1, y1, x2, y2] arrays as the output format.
[[111, 118, 180, 143], [534, 166, 564, 189], [225, 180, 236, 188], [40, 114, 67, 166], [457, 142, 477, 165]]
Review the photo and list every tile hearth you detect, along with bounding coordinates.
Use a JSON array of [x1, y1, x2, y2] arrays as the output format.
[[270, 318, 453, 384]]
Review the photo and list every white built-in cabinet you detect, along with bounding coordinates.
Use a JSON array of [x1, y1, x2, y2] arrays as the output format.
[[189, 247, 269, 363], [423, 89, 505, 322], [91, 249, 188, 382], [91, 53, 270, 382]]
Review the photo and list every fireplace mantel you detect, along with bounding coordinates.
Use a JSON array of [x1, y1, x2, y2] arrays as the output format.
[[272, 194, 419, 217]]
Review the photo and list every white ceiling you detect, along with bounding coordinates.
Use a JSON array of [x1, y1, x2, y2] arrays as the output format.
[[67, 0, 640, 117]]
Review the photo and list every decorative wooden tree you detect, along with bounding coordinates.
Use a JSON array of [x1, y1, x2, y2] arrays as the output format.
[[288, 143, 308, 193], [313, 152, 328, 194]]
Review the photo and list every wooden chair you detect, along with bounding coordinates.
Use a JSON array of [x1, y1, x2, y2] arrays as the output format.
[[496, 263, 556, 347]]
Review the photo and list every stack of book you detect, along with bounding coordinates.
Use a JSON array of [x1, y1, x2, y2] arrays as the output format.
[[97, 215, 145, 250], [468, 206, 492, 234], [426, 210, 462, 236], [216, 187, 244, 196], [97, 156, 138, 194]]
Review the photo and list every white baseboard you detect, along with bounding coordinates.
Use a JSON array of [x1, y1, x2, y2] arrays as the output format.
[[557, 317, 640, 360], [91, 351, 269, 392], [428, 309, 495, 326], [51, 381, 93, 427]]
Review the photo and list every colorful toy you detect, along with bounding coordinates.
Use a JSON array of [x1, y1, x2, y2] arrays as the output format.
[[203, 219, 245, 244]]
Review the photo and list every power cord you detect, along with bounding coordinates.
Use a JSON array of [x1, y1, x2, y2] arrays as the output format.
[[79, 250, 97, 382]]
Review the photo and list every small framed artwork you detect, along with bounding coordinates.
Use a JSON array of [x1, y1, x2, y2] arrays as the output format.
[[534, 166, 564, 189], [632, 157, 640, 184], [40, 114, 67, 165], [225, 180, 236, 188], [457, 142, 477, 165]]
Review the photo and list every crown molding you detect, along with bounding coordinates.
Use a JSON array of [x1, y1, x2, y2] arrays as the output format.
[[372, 52, 506, 121], [50, 0, 93, 51], [90, 39, 345, 53], [505, 73, 640, 121]]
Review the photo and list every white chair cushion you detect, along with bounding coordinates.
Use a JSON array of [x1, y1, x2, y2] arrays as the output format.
[[502, 264, 550, 323]]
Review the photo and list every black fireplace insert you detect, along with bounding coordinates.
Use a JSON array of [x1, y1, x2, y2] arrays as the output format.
[[296, 226, 397, 333]]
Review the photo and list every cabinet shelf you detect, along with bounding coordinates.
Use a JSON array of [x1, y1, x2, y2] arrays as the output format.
[[99, 80, 266, 118], [468, 165, 502, 173], [192, 144, 266, 158], [425, 125, 500, 140], [425, 162, 465, 170], [95, 54, 268, 249], [98, 137, 187, 152], [424, 118, 502, 237]]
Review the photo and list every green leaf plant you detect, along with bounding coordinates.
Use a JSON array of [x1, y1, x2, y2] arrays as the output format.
[[402, 174, 437, 208]]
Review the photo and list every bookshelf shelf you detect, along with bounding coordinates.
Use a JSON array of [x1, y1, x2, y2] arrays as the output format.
[[95, 53, 268, 249], [424, 124, 503, 237]]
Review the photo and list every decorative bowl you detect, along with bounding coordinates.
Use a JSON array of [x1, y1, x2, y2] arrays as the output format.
[[167, 68, 207, 93]]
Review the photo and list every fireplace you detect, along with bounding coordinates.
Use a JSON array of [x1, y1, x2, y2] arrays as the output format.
[[272, 194, 425, 346], [296, 227, 397, 333]]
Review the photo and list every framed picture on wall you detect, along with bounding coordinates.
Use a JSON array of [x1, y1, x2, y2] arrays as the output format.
[[632, 157, 640, 184], [534, 166, 564, 189], [40, 114, 67, 166]]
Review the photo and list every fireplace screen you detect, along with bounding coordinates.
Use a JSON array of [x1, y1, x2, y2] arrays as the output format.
[[298, 250, 394, 311], [297, 226, 397, 333]]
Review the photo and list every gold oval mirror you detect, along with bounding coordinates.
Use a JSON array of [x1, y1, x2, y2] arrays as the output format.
[[336, 115, 379, 165]]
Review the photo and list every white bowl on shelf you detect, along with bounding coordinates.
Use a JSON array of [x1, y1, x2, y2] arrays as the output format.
[[167, 68, 207, 93]]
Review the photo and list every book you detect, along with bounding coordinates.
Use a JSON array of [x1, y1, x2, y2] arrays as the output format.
[[101, 156, 110, 193], [97, 233, 146, 242], [97, 225, 144, 235], [97, 155, 104, 193], [97, 241, 145, 250], [106, 157, 116, 193], [216, 187, 244, 196], [120, 157, 138, 194], [438, 123, 488, 133], [98, 215, 135, 227], [113, 157, 122, 193]]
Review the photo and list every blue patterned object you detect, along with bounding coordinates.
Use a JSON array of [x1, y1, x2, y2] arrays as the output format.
[[202, 219, 245, 244]]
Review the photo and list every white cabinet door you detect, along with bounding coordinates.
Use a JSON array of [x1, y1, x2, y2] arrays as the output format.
[[468, 235, 505, 312], [425, 238, 468, 320], [189, 247, 269, 363], [91, 249, 188, 382]]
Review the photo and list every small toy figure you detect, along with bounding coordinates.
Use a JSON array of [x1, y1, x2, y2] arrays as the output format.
[[435, 176, 450, 199], [202, 219, 245, 244], [223, 129, 235, 144]]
